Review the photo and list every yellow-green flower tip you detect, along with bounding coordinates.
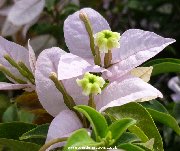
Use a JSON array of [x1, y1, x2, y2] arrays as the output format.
[[94, 30, 120, 53], [76, 72, 105, 96]]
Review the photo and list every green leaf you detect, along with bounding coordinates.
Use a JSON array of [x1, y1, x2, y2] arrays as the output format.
[[116, 132, 140, 146], [128, 125, 149, 142], [0, 122, 36, 140], [147, 108, 180, 135], [2, 104, 19, 123], [20, 124, 49, 140], [64, 129, 102, 151], [106, 102, 163, 151], [143, 58, 180, 76], [107, 118, 136, 145], [135, 138, 154, 150], [141, 100, 169, 114], [119, 143, 145, 151], [19, 124, 49, 145], [74, 105, 108, 140], [0, 138, 40, 151]]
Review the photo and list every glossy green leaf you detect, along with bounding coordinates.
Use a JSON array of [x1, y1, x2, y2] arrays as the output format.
[[128, 125, 149, 142], [106, 102, 163, 151], [146, 101, 180, 138], [119, 143, 145, 151], [107, 118, 136, 145], [135, 138, 154, 151], [115, 132, 140, 146], [143, 58, 180, 76], [141, 100, 168, 114], [0, 138, 40, 151], [147, 108, 180, 135], [74, 105, 108, 140], [20, 124, 49, 140], [64, 129, 102, 151], [0, 122, 36, 140]]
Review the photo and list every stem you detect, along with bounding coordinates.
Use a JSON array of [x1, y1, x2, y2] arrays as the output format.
[[88, 94, 96, 109], [104, 50, 112, 68], [94, 47, 102, 66], [39, 137, 68, 151], [0, 64, 26, 84]]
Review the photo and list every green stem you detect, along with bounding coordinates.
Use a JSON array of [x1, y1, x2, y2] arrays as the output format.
[[94, 47, 102, 66], [39, 137, 68, 151], [0, 64, 26, 84], [88, 94, 96, 109], [104, 50, 112, 68], [4, 55, 34, 84]]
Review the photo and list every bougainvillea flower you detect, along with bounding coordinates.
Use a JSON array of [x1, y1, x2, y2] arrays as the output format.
[[35, 47, 162, 117], [63, 8, 175, 81], [35, 48, 105, 116], [35, 8, 175, 117], [0, 36, 36, 90], [168, 76, 180, 103]]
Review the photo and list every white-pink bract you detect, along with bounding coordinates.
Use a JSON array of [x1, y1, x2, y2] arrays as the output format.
[[34, 8, 175, 149], [168, 76, 180, 103], [0, 36, 36, 90]]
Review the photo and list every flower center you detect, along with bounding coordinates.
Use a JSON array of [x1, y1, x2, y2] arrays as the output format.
[[94, 30, 121, 53], [104, 32, 112, 39], [89, 77, 95, 84], [76, 72, 105, 96]]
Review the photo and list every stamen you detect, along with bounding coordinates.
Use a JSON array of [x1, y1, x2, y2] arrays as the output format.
[[18, 61, 35, 81], [49, 72, 76, 110], [4, 55, 34, 84], [0, 64, 26, 84], [79, 11, 101, 66]]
